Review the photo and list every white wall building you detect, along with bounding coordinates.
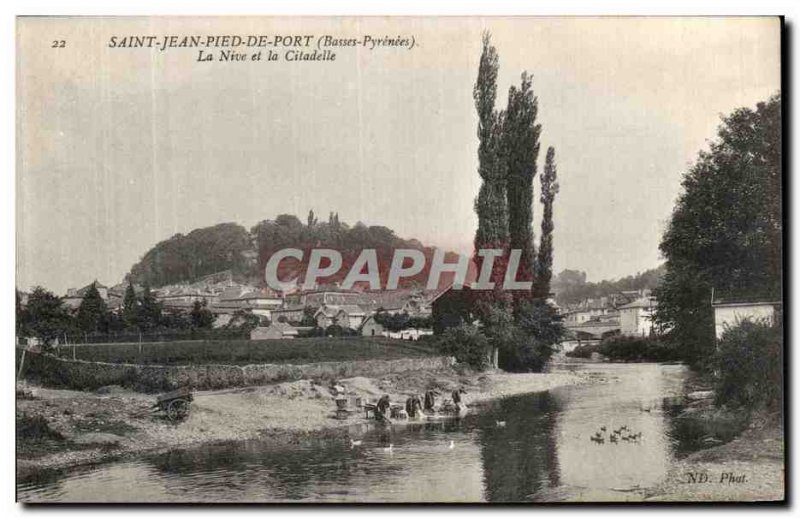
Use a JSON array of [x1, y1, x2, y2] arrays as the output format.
[[712, 301, 781, 339], [617, 297, 657, 336]]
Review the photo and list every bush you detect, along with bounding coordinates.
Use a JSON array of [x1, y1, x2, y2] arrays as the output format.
[[600, 335, 676, 362], [713, 319, 782, 412], [436, 324, 492, 370], [497, 329, 554, 372], [566, 342, 601, 359], [325, 324, 344, 337], [17, 413, 63, 441], [565, 336, 677, 362]]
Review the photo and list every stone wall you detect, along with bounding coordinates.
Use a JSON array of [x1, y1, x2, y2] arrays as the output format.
[[20, 351, 455, 393]]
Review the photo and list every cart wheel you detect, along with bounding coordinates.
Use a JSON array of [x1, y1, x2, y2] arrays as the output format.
[[167, 398, 190, 421]]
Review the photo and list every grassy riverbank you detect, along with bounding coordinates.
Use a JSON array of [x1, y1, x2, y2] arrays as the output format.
[[17, 366, 598, 480]]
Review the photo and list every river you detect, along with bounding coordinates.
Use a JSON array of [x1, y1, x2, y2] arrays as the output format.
[[18, 362, 703, 503]]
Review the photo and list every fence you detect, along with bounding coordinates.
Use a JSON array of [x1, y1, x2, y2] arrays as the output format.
[[58, 328, 250, 345]]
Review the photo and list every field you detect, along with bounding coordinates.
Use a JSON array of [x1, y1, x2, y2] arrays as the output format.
[[50, 337, 439, 366]]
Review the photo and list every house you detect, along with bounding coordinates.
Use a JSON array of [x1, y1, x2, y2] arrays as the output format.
[[314, 304, 366, 330], [617, 297, 657, 336], [250, 322, 300, 340], [563, 298, 613, 324], [63, 281, 109, 310], [271, 304, 307, 324], [712, 299, 782, 339], [284, 287, 362, 307], [314, 305, 340, 329], [214, 286, 283, 318], [157, 286, 218, 307], [358, 289, 433, 317], [359, 315, 385, 337]]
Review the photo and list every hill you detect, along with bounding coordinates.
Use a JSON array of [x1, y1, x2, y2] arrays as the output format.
[[551, 265, 665, 306], [127, 212, 460, 289]]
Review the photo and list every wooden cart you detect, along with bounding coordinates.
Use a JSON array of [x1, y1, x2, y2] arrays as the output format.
[[152, 387, 193, 422]]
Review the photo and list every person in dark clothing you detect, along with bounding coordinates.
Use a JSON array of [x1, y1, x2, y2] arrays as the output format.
[[452, 388, 467, 413], [376, 394, 391, 422], [423, 390, 436, 413], [405, 395, 422, 418]]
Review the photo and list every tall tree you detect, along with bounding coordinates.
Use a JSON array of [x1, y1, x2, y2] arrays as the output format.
[[25, 286, 73, 348], [122, 281, 139, 329], [76, 282, 109, 333], [655, 94, 782, 365], [473, 33, 509, 256], [138, 283, 163, 331], [502, 72, 541, 303], [534, 147, 559, 299]]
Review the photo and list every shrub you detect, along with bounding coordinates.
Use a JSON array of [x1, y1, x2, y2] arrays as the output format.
[[497, 329, 555, 372], [17, 413, 63, 441], [566, 343, 601, 359], [325, 324, 344, 337], [565, 336, 677, 362], [713, 319, 782, 412], [601, 335, 673, 362], [436, 324, 492, 370]]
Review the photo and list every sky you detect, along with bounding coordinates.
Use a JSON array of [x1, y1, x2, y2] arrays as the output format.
[[16, 17, 781, 294]]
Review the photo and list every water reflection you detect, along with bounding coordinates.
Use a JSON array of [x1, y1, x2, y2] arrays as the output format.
[[18, 363, 694, 503], [476, 392, 560, 502]]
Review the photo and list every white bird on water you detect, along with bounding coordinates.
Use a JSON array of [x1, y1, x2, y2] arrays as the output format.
[[350, 439, 362, 448], [496, 421, 506, 428], [382, 443, 394, 453], [448, 440, 455, 450]]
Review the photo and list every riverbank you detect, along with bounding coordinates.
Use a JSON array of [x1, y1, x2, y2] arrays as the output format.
[[17, 366, 599, 479], [644, 413, 784, 502]]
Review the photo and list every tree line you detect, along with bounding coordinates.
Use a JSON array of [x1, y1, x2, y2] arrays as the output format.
[[16, 282, 256, 347]]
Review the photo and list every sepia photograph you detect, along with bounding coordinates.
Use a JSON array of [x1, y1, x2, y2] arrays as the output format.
[[14, 15, 784, 503]]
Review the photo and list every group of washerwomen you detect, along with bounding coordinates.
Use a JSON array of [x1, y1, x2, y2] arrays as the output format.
[[373, 388, 468, 423]]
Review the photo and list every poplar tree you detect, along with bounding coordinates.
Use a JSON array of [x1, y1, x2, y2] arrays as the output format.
[[502, 72, 541, 302], [122, 281, 139, 329], [473, 33, 508, 256], [76, 282, 109, 333], [534, 147, 558, 299], [138, 283, 162, 331]]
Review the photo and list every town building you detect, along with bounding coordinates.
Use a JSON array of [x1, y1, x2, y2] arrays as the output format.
[[617, 297, 658, 336], [314, 304, 367, 330], [63, 281, 110, 310], [270, 304, 307, 324], [284, 287, 362, 307], [712, 299, 782, 339], [358, 315, 385, 337], [214, 286, 283, 318]]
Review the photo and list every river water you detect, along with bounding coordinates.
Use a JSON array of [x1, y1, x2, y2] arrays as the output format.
[[18, 362, 701, 503]]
